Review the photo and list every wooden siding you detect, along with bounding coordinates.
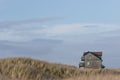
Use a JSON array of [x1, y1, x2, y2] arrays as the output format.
[[85, 53, 102, 69]]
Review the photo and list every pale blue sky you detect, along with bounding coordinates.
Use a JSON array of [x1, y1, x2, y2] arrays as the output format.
[[0, 0, 120, 68], [0, 0, 120, 23]]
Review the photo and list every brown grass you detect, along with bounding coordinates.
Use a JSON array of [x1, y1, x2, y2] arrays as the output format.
[[66, 74, 120, 80], [0, 57, 120, 80], [66, 69, 120, 80], [0, 57, 77, 80]]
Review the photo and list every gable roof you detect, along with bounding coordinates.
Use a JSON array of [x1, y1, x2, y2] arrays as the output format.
[[83, 51, 102, 60]]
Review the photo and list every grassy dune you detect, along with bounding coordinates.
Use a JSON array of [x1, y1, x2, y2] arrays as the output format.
[[67, 74, 120, 80], [0, 57, 120, 80]]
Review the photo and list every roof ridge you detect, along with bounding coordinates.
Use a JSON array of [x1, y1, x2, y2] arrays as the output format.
[[84, 51, 102, 60]]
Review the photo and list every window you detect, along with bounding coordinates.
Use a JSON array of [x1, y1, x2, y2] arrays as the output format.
[[87, 61, 90, 66]]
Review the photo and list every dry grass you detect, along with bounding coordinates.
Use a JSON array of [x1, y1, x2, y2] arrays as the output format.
[[66, 69, 120, 80], [0, 57, 77, 80], [0, 57, 120, 80], [66, 74, 120, 80]]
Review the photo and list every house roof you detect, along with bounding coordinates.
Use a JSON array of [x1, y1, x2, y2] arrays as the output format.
[[83, 51, 102, 60]]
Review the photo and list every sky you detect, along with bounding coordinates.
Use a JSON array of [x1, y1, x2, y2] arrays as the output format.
[[0, 0, 120, 68]]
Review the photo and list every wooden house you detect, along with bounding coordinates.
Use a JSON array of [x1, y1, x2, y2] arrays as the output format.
[[79, 51, 105, 69]]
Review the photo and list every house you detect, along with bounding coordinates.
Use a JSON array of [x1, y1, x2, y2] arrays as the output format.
[[79, 51, 105, 69]]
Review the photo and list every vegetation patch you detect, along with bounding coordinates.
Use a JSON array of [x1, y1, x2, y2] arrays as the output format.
[[0, 57, 120, 80]]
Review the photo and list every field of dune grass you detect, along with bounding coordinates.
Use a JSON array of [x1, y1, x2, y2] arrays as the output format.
[[65, 69, 120, 80], [0, 57, 120, 80], [66, 74, 120, 80]]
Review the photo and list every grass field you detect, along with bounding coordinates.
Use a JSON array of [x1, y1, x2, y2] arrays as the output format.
[[0, 57, 120, 80], [67, 74, 120, 80]]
